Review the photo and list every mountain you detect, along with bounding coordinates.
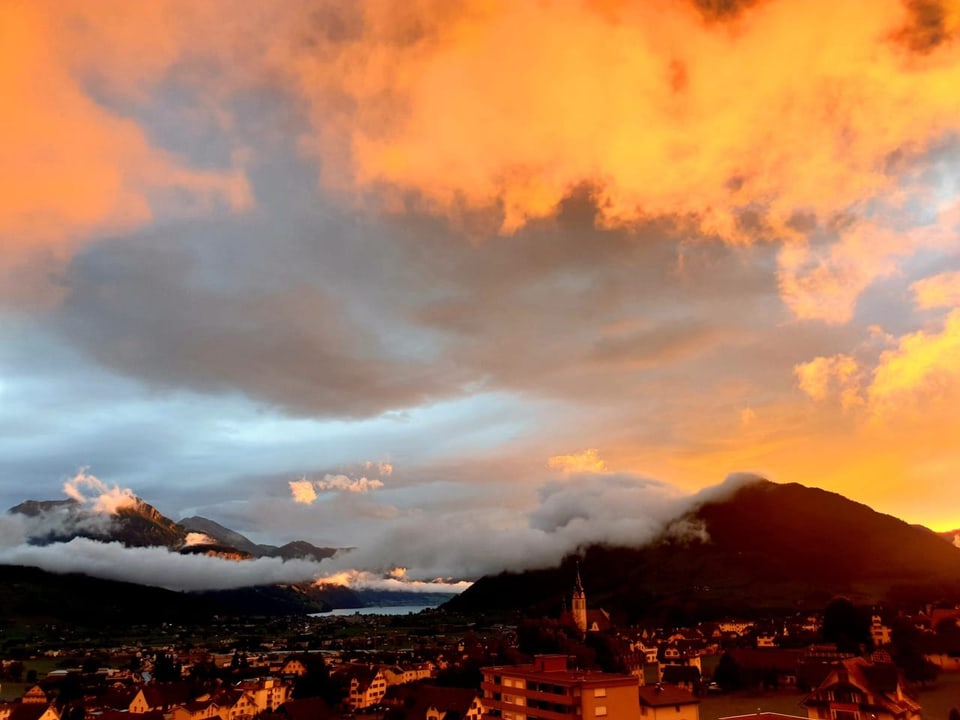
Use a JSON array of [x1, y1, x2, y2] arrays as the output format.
[[178, 516, 339, 560], [0, 564, 360, 626], [445, 480, 960, 622], [8, 500, 339, 561], [938, 529, 960, 547], [10, 497, 187, 548], [177, 515, 263, 555]]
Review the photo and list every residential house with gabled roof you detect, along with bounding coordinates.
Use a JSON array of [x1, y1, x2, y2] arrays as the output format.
[[406, 686, 484, 720], [234, 678, 289, 715], [169, 696, 220, 720], [279, 658, 308, 678], [382, 662, 434, 687], [0, 703, 60, 720], [19, 688, 48, 706], [802, 657, 921, 720], [659, 666, 701, 694], [128, 684, 192, 713], [637, 684, 699, 720], [211, 689, 258, 720], [337, 665, 387, 711]]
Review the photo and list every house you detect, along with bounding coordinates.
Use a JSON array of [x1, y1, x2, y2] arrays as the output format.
[[659, 665, 701, 694], [802, 657, 921, 720], [338, 666, 388, 710], [637, 684, 699, 720], [169, 697, 220, 720], [19, 688, 48, 706], [235, 678, 290, 714], [586, 610, 613, 633], [128, 684, 193, 713], [0, 705, 60, 720], [382, 662, 434, 687], [211, 689, 258, 720], [404, 686, 484, 720], [870, 616, 892, 647], [279, 659, 308, 678], [481, 654, 642, 720]]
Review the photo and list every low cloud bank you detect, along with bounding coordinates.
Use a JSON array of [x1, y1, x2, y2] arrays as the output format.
[[0, 531, 324, 591], [1, 471, 760, 591], [324, 472, 760, 581]]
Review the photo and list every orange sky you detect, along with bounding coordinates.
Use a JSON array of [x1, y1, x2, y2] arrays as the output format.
[[1, 0, 959, 550]]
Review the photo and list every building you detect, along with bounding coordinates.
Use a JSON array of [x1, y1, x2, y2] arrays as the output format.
[[637, 685, 699, 720], [235, 677, 290, 714], [406, 686, 485, 720], [339, 665, 388, 710], [870, 616, 892, 647], [0, 704, 60, 720], [802, 657, 921, 720], [481, 654, 641, 720], [572, 565, 587, 635]]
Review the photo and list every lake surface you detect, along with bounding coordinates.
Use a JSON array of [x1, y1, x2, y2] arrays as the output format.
[[312, 605, 437, 617]]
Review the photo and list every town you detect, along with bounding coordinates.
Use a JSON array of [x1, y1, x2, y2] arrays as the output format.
[[3, 573, 959, 720]]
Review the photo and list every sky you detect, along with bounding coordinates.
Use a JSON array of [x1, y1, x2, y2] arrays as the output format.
[[2, 0, 960, 589]]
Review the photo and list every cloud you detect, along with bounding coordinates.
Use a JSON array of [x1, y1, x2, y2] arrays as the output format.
[[289, 472, 385, 505], [184, 532, 217, 546], [315, 475, 384, 493], [62, 470, 138, 515], [300, 0, 960, 243], [323, 473, 756, 580], [0, 1, 249, 302], [912, 270, 960, 309], [289, 480, 318, 505], [547, 449, 608, 474], [795, 354, 864, 409], [314, 568, 471, 594], [3, 470, 758, 588], [0, 533, 324, 592], [869, 308, 960, 414]]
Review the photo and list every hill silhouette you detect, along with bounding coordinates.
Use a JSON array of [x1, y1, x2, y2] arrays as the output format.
[[445, 480, 960, 623]]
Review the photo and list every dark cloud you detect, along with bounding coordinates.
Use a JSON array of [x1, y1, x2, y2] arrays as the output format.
[[895, 0, 955, 53], [691, 0, 765, 21], [54, 224, 463, 418]]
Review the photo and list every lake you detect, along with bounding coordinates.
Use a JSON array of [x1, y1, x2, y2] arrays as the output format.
[[312, 605, 437, 617]]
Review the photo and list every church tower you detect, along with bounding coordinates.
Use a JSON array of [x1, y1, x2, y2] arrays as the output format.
[[571, 561, 587, 634]]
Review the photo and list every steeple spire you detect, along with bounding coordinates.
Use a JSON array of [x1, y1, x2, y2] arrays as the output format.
[[572, 559, 587, 634]]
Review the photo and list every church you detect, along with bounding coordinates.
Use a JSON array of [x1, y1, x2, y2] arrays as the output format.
[[567, 563, 612, 635]]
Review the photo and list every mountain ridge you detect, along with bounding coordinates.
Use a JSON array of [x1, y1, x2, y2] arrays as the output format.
[[8, 498, 339, 561], [444, 480, 960, 622]]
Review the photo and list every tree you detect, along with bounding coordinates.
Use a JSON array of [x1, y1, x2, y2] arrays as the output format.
[[712, 652, 742, 692], [822, 598, 872, 653]]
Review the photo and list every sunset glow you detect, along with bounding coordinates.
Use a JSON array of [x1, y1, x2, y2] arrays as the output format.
[[2, 0, 960, 587]]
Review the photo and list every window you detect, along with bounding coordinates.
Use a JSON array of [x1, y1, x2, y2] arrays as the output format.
[[594, 689, 606, 698], [505, 678, 514, 688], [595, 707, 607, 717]]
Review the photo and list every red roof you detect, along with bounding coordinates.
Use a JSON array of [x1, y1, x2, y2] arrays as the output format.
[[637, 685, 699, 708]]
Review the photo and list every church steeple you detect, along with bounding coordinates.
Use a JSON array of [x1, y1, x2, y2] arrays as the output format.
[[571, 560, 587, 634]]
